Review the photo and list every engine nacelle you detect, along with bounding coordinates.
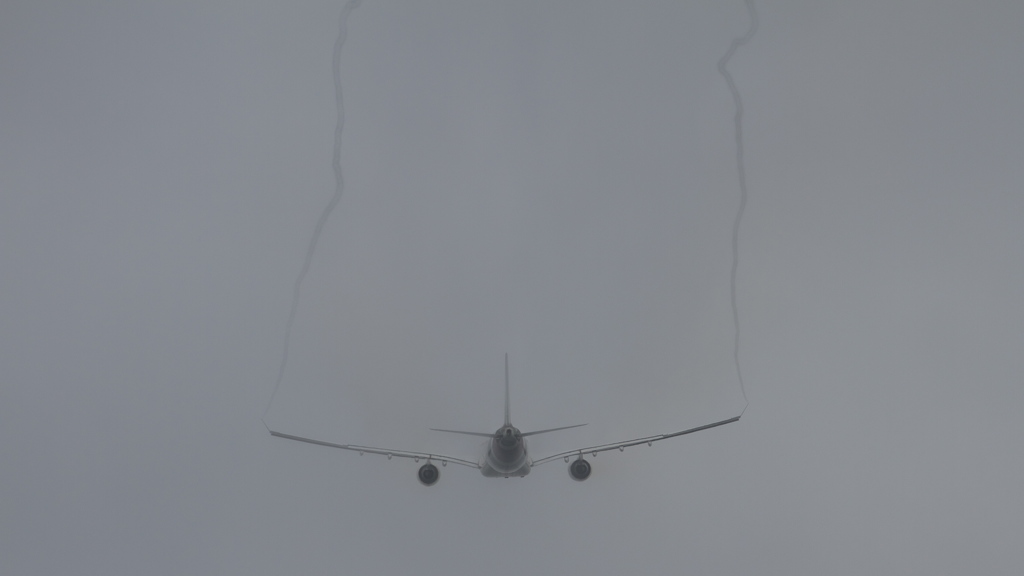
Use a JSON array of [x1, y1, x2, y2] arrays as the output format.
[[418, 462, 440, 486], [568, 458, 591, 481]]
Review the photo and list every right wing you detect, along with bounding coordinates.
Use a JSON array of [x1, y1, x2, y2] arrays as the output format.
[[265, 423, 481, 469], [530, 414, 741, 467]]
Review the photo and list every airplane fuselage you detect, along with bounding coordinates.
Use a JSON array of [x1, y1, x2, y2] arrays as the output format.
[[480, 425, 532, 477]]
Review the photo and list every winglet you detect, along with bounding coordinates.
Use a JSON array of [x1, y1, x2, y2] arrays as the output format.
[[504, 353, 511, 427]]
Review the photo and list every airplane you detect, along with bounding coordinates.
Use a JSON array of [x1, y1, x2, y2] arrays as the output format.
[[265, 354, 742, 485]]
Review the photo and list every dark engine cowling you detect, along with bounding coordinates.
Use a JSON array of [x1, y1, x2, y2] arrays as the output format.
[[568, 458, 591, 481], [418, 463, 440, 486]]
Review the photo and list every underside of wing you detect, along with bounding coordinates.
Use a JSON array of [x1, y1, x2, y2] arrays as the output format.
[[266, 425, 481, 469], [530, 414, 742, 467]]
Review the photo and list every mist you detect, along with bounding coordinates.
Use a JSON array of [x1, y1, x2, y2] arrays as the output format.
[[1, 1, 1022, 574]]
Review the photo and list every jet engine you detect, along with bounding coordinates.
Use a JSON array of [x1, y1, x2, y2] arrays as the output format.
[[418, 462, 440, 486], [568, 458, 591, 481]]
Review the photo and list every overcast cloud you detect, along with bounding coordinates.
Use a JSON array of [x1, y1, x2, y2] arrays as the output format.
[[1, 1, 1022, 574]]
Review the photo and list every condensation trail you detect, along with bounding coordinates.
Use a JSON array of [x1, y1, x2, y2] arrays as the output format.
[[717, 0, 757, 406], [265, 0, 362, 419]]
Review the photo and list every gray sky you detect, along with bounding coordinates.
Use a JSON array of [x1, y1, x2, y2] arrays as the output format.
[[1, 1, 1022, 574]]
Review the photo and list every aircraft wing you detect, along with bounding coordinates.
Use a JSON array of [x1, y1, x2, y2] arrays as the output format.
[[265, 424, 482, 470], [530, 413, 742, 467]]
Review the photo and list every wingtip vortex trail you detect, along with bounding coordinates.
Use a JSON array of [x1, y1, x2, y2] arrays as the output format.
[[718, 0, 758, 409], [264, 2, 755, 421], [265, 0, 362, 420]]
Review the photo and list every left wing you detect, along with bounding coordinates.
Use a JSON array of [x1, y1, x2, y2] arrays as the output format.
[[530, 414, 741, 467], [265, 424, 481, 469]]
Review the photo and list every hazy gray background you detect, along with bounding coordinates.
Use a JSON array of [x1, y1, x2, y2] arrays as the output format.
[[1, 1, 1021, 574]]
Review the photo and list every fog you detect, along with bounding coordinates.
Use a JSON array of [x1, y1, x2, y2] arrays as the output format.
[[1, 1, 1021, 574]]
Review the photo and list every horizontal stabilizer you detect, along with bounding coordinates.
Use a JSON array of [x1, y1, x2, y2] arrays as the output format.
[[429, 428, 495, 437], [520, 423, 587, 437]]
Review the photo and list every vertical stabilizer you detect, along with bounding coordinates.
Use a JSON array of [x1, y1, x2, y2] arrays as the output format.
[[504, 353, 511, 426]]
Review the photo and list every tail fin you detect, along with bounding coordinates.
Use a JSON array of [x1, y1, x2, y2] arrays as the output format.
[[502, 354, 584, 436], [504, 353, 511, 427]]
